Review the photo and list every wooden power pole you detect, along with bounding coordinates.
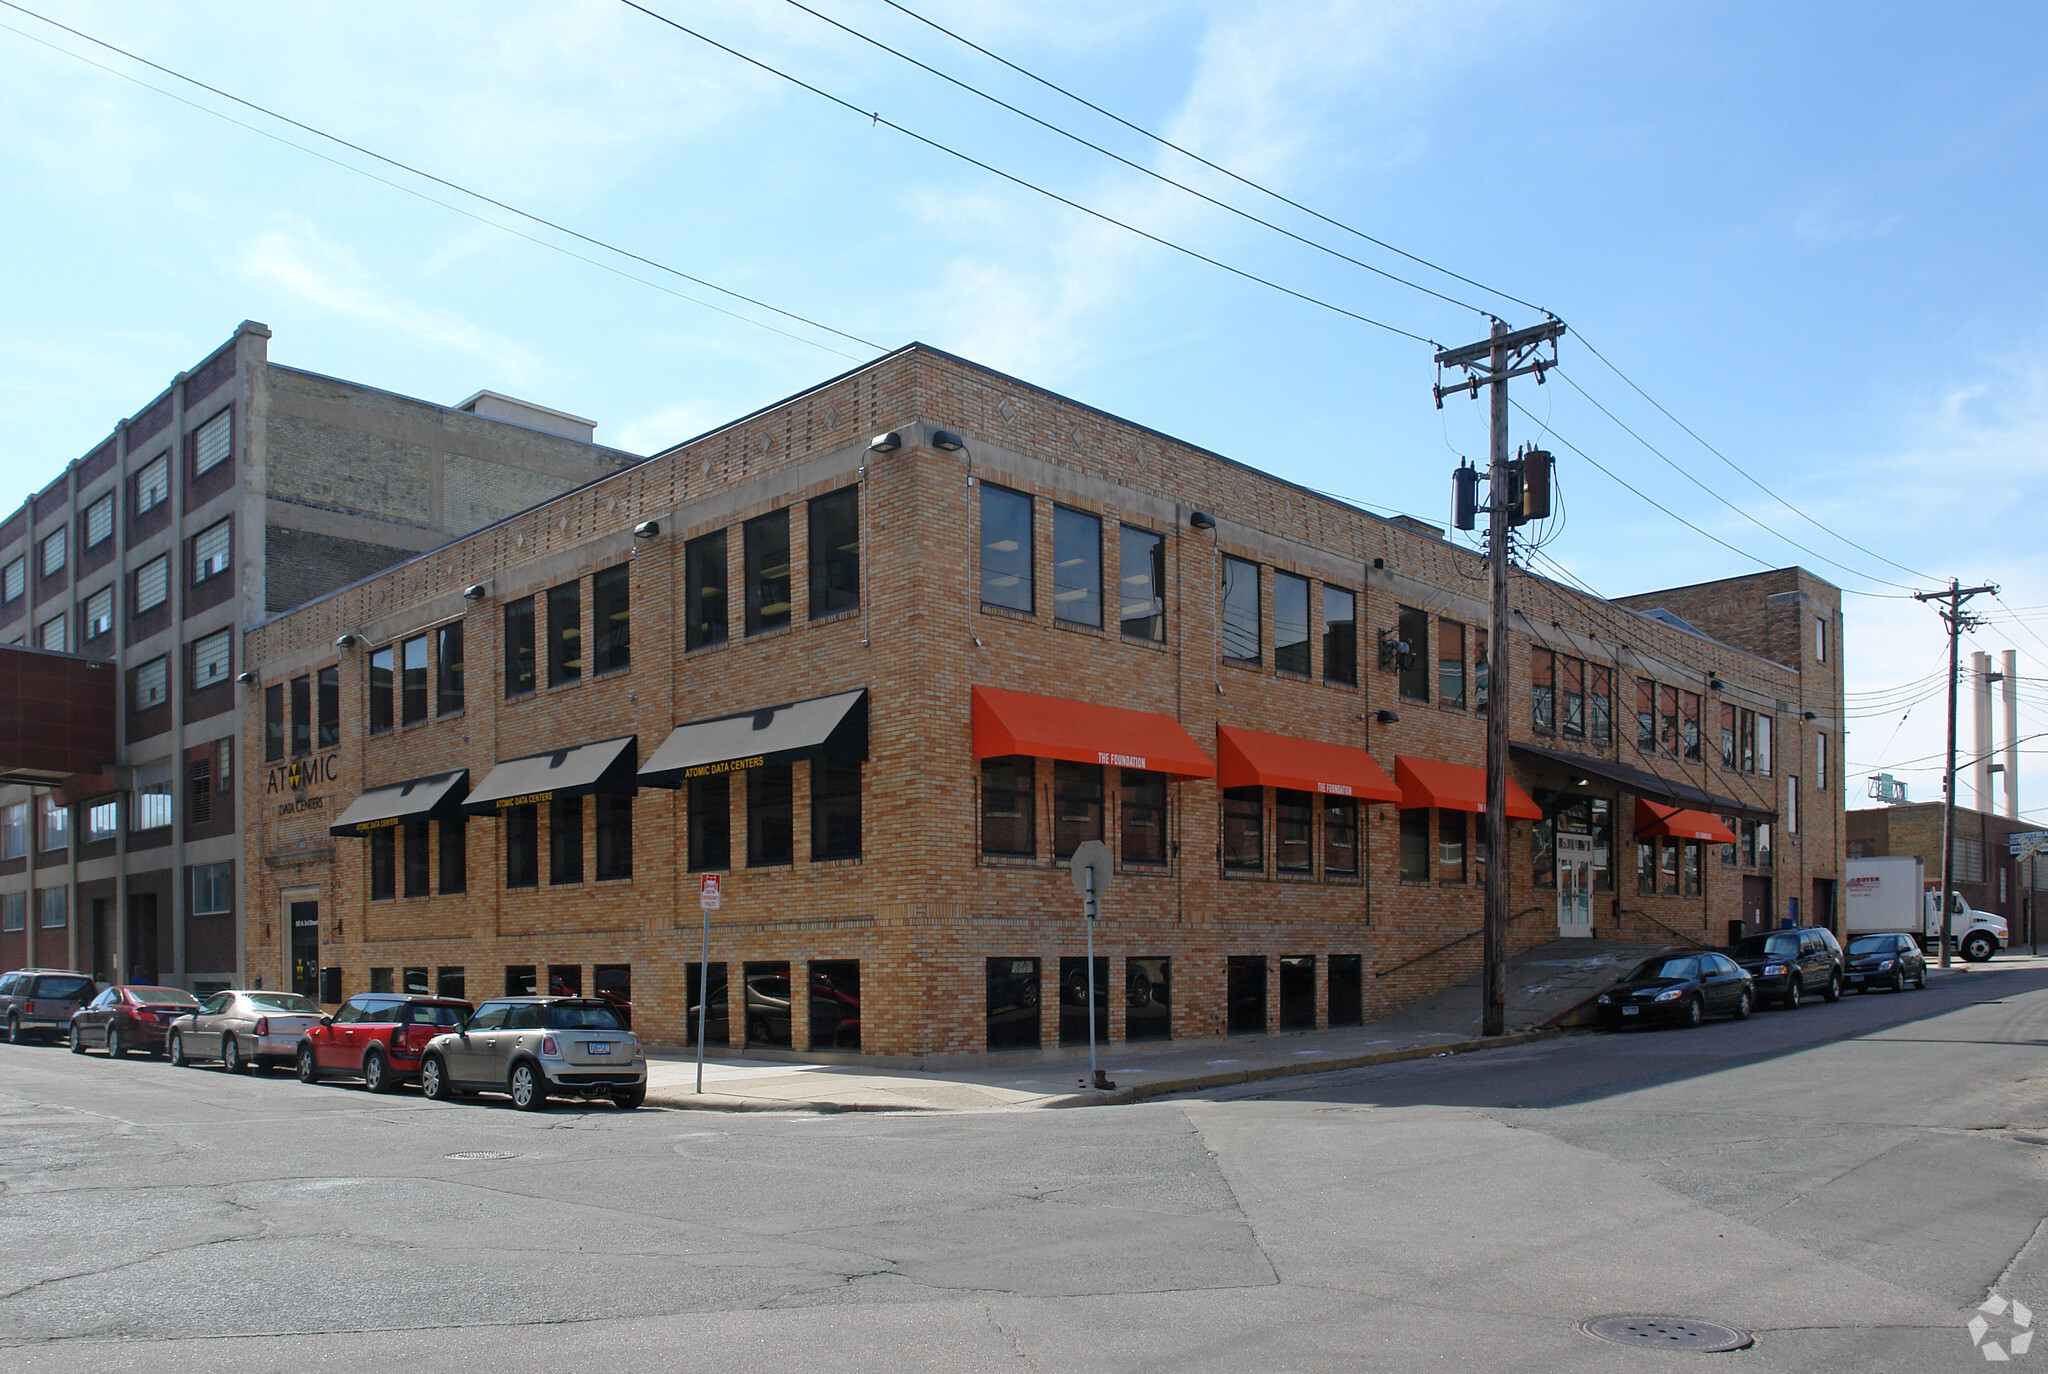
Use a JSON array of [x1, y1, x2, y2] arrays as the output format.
[[1913, 579, 1996, 969]]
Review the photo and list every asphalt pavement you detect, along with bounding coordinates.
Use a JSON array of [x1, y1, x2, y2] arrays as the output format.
[[1, 956, 2044, 1372]]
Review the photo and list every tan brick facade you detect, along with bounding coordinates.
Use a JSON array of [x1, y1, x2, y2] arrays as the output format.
[[242, 346, 1844, 1058]]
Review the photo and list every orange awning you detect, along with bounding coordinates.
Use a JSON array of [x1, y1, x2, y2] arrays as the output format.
[[971, 685, 1214, 780], [1395, 755, 1542, 820], [1636, 798, 1737, 844], [1216, 725, 1400, 802]]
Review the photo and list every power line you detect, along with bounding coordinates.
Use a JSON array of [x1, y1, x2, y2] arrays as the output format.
[[0, 0, 886, 356], [615, 1, 1443, 348]]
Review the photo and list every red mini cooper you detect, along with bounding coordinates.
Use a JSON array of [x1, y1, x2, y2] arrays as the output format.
[[295, 993, 472, 1093]]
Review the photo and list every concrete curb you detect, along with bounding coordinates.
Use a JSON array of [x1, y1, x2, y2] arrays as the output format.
[[644, 1090, 940, 1114]]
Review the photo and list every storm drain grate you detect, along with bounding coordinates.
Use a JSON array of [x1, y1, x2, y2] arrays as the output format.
[[443, 1150, 518, 1161], [1578, 1315, 1753, 1352]]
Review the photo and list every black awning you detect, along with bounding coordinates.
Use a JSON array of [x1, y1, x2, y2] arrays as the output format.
[[1513, 742, 1775, 821], [462, 736, 637, 817], [328, 770, 469, 838], [639, 689, 867, 789]]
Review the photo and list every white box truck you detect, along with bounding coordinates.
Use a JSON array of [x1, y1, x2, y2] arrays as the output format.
[[1844, 855, 2007, 961]]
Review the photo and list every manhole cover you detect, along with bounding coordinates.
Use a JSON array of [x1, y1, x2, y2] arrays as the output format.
[[443, 1150, 518, 1161], [1578, 1315, 1753, 1352]]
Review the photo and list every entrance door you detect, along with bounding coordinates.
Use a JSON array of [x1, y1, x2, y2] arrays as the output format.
[[89, 899, 110, 984], [126, 894, 158, 984], [1742, 876, 1771, 932], [290, 900, 320, 999], [1556, 835, 1595, 937]]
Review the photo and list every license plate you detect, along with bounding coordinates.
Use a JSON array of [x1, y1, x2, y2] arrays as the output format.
[[1849, 974, 1864, 983], [1621, 1006, 1640, 1016], [585, 1042, 612, 1055]]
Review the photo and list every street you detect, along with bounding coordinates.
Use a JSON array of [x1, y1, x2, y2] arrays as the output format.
[[2, 963, 2045, 1372]]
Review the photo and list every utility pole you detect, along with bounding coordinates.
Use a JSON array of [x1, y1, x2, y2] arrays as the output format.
[[1913, 579, 1996, 969], [1437, 317, 1565, 1036]]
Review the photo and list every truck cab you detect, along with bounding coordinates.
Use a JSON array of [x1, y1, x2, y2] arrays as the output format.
[[1922, 890, 2005, 963]]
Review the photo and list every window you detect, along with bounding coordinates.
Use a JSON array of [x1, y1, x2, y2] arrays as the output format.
[[550, 796, 584, 885], [1558, 655, 1584, 738], [808, 487, 860, 619], [1756, 821, 1774, 870], [403, 821, 431, 897], [193, 519, 231, 583], [592, 564, 630, 673], [367, 645, 393, 732], [313, 665, 339, 748], [979, 484, 1033, 612], [1589, 666, 1612, 745], [1275, 789, 1312, 873], [438, 817, 466, 894], [85, 493, 114, 548], [38, 613, 66, 653], [1052, 761, 1103, 859], [400, 635, 428, 725], [1439, 620, 1466, 708], [547, 581, 582, 685], [1683, 841, 1703, 897], [0, 802, 25, 859], [1438, 809, 1467, 883], [188, 754, 212, 824], [1322, 585, 1356, 685], [685, 530, 728, 649], [743, 510, 791, 635], [135, 656, 169, 710], [135, 554, 168, 613], [596, 794, 633, 879], [480, 604, 523, 707], [1399, 808, 1430, 881], [1660, 839, 1680, 895], [1119, 525, 1164, 641], [980, 756, 1034, 857], [1740, 819, 1757, 867], [1052, 505, 1103, 627], [1397, 605, 1429, 700], [1273, 573, 1311, 675], [40, 527, 66, 577], [1816, 731, 1827, 790], [1221, 557, 1261, 664], [2, 556, 23, 601], [217, 737, 233, 795], [191, 628, 231, 690], [504, 804, 538, 888], [1637, 839, 1656, 895], [1739, 708, 1756, 772], [1720, 703, 1737, 768], [1815, 615, 1827, 663], [0, 893, 20, 932], [1786, 777, 1800, 835], [810, 760, 861, 861], [290, 675, 311, 756], [192, 862, 233, 916], [688, 774, 731, 870], [1659, 685, 1679, 757], [1681, 691, 1702, 762], [193, 407, 232, 474], [39, 793, 70, 850], [747, 763, 794, 866], [39, 888, 66, 930], [1636, 679, 1656, 751], [87, 798, 118, 842], [1756, 714, 1773, 776], [1324, 796, 1358, 877], [369, 829, 396, 900], [426, 622, 461, 717], [1221, 787, 1263, 872], [84, 586, 112, 640], [135, 453, 170, 514], [1474, 628, 1489, 714], [1531, 647, 1556, 733], [1120, 769, 1166, 865]]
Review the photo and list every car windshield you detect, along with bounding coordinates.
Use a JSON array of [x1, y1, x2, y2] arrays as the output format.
[[244, 992, 320, 1013], [33, 976, 95, 1000], [1847, 936, 1896, 955], [546, 1004, 625, 1031], [1625, 957, 1698, 982], [1733, 933, 1799, 959], [406, 1003, 467, 1027], [130, 987, 199, 1005]]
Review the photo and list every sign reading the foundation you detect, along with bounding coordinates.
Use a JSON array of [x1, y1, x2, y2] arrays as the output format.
[[699, 873, 722, 911]]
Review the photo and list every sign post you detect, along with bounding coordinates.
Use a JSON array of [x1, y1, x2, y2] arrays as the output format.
[[1068, 841, 1114, 1090], [697, 873, 721, 1094]]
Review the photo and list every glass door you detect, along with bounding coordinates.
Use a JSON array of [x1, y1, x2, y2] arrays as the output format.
[[1557, 835, 1594, 937]]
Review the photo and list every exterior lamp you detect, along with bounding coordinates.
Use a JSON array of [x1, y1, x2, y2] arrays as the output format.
[[931, 430, 967, 452]]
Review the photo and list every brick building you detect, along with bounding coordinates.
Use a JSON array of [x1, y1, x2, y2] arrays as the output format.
[[240, 343, 1844, 1057], [0, 321, 640, 991], [1848, 802, 2045, 947]]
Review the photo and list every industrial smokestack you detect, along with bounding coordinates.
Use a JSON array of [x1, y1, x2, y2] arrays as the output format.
[[2003, 648, 2020, 819], [1972, 651, 1994, 812]]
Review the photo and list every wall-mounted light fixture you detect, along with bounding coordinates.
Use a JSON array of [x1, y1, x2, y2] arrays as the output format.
[[1188, 510, 1216, 531], [869, 431, 902, 453], [335, 633, 358, 650], [462, 584, 489, 601], [931, 430, 967, 452], [1802, 710, 1818, 721], [1375, 709, 1400, 724], [633, 520, 660, 541], [1708, 672, 1724, 691], [234, 670, 256, 685]]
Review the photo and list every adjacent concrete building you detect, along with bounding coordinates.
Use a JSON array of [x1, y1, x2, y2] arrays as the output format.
[[240, 343, 1845, 1058], [0, 321, 640, 991]]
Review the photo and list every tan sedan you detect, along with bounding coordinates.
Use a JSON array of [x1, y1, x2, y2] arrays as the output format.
[[168, 990, 325, 1074]]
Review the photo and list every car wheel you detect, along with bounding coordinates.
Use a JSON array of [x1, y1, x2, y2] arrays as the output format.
[[222, 1034, 246, 1075], [509, 1060, 547, 1111], [420, 1054, 458, 1102], [1784, 978, 1802, 1010], [1823, 972, 1842, 1003], [107, 1026, 126, 1059], [1683, 995, 1704, 1029], [613, 1086, 646, 1111], [1891, 970, 1905, 994], [70, 1024, 87, 1054], [1128, 973, 1152, 1008], [1915, 967, 1927, 990], [167, 1032, 186, 1066], [362, 1049, 392, 1094], [1733, 989, 1752, 1021], [5, 1014, 19, 1045], [1962, 932, 1996, 963], [296, 1044, 320, 1084]]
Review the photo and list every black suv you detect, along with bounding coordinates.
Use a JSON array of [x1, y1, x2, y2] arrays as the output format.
[[1731, 926, 1843, 1009]]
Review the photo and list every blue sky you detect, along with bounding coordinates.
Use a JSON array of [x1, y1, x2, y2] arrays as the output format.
[[3, 0, 2046, 814]]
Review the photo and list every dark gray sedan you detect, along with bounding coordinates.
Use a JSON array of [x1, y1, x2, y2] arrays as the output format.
[[167, 990, 324, 1074]]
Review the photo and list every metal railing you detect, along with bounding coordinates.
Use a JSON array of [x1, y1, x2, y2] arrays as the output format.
[[1374, 906, 1546, 979], [1614, 906, 1709, 948]]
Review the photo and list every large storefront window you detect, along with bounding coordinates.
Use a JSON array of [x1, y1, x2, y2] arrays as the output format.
[[986, 957, 1041, 1050], [744, 961, 792, 1047], [1126, 956, 1170, 1041], [810, 961, 860, 1050], [1279, 955, 1316, 1030], [1058, 956, 1108, 1046], [1227, 956, 1267, 1034]]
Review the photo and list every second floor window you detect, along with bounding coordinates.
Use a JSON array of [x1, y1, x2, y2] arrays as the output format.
[[1589, 665, 1612, 745], [808, 487, 860, 619], [592, 564, 630, 673], [979, 484, 1033, 613], [743, 510, 790, 635], [290, 675, 311, 755], [1119, 525, 1164, 641], [1439, 621, 1466, 708], [1221, 557, 1260, 664], [1531, 648, 1556, 733], [368, 645, 394, 733], [548, 582, 582, 684], [1323, 585, 1357, 685], [1273, 572, 1310, 675], [1560, 655, 1584, 737], [1052, 506, 1103, 628], [437, 622, 464, 715], [265, 685, 284, 761], [401, 635, 428, 725], [685, 532, 727, 649], [318, 665, 340, 746], [504, 597, 535, 696], [1397, 606, 1429, 700]]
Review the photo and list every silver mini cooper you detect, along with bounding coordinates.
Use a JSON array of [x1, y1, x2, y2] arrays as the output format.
[[420, 997, 645, 1110]]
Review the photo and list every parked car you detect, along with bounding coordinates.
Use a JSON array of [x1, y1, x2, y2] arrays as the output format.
[[1595, 951, 1754, 1029], [1844, 933, 1927, 994], [1731, 926, 1844, 1008], [68, 985, 199, 1057], [418, 997, 645, 1110], [744, 971, 793, 1047], [167, 990, 325, 1073], [0, 969, 98, 1044], [295, 993, 472, 1093]]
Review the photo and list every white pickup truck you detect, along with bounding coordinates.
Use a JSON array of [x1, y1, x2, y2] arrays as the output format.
[[1844, 856, 2007, 962]]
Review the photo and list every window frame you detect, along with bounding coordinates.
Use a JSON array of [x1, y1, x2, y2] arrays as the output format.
[[84, 585, 113, 641], [1220, 556, 1261, 666], [1397, 605, 1429, 700], [503, 596, 536, 698], [84, 492, 115, 549], [742, 509, 792, 636], [807, 487, 861, 621], [192, 518, 232, 584], [1051, 504, 1104, 629], [135, 554, 169, 614], [192, 407, 233, 475], [684, 530, 728, 650], [978, 483, 1034, 613], [400, 634, 429, 726], [591, 563, 631, 674], [134, 453, 170, 515], [1273, 571, 1311, 676], [546, 581, 582, 686], [40, 526, 66, 577], [979, 755, 1035, 858], [1118, 524, 1165, 642], [367, 645, 394, 734], [190, 627, 232, 692]]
